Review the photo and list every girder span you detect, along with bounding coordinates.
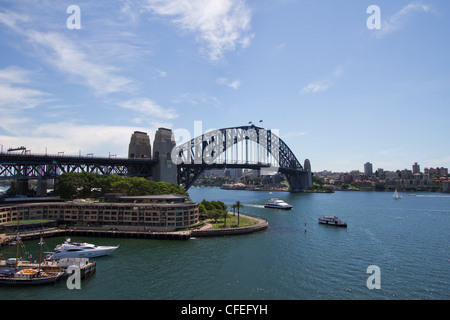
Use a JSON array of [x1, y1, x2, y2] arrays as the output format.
[[172, 125, 312, 192]]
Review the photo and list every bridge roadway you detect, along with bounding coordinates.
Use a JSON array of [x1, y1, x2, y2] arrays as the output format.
[[0, 152, 158, 179]]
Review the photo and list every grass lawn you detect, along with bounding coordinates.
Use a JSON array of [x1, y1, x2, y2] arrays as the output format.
[[4, 219, 52, 226], [206, 213, 259, 229]]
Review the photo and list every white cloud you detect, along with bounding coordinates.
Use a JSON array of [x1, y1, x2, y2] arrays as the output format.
[[269, 42, 286, 55], [300, 67, 343, 95], [0, 11, 136, 96], [282, 131, 307, 139], [118, 98, 178, 120], [0, 67, 51, 122], [143, 0, 253, 61], [375, 2, 434, 38], [216, 77, 241, 89], [172, 93, 221, 108], [28, 30, 136, 95]]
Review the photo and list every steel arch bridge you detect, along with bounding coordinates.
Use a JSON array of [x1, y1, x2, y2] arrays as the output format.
[[0, 125, 312, 193], [173, 125, 312, 192]]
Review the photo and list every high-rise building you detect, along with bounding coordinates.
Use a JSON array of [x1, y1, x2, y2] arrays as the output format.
[[364, 162, 373, 177], [412, 162, 420, 174]]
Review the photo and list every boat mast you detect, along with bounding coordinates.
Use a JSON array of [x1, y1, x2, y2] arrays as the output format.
[[38, 225, 43, 275], [14, 212, 20, 269]]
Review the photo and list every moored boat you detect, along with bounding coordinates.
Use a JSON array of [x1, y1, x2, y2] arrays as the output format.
[[46, 238, 119, 260], [318, 216, 347, 227], [0, 267, 64, 286]]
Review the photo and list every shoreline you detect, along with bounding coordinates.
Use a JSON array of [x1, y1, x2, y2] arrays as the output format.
[[191, 213, 268, 237]]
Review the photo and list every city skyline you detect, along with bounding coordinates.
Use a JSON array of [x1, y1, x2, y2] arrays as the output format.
[[1, 1, 450, 173]]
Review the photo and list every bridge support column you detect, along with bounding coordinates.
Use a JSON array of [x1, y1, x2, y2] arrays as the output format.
[[283, 171, 313, 192], [36, 177, 48, 197], [153, 128, 177, 184], [15, 178, 29, 195]]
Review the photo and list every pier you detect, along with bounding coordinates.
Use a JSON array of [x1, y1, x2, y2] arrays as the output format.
[[0, 227, 192, 244]]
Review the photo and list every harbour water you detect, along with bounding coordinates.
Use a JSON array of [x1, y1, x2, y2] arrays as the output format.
[[0, 188, 449, 300]]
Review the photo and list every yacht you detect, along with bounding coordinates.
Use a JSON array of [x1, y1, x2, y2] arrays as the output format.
[[46, 238, 119, 260], [393, 189, 402, 200], [318, 216, 347, 227], [264, 198, 293, 210]]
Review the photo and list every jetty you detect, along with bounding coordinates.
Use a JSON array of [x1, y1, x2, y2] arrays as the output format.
[[0, 227, 192, 244]]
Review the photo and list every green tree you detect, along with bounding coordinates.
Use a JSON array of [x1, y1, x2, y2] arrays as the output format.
[[206, 209, 222, 223], [222, 210, 229, 228], [198, 203, 207, 216], [235, 201, 243, 226], [231, 204, 237, 215]]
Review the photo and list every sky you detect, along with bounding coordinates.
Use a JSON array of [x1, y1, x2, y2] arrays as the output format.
[[0, 0, 449, 173]]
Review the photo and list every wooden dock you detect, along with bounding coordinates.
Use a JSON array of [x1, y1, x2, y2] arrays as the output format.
[[1, 227, 191, 244]]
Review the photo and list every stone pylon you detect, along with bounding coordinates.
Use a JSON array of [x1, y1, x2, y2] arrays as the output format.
[[128, 131, 152, 159], [152, 128, 177, 184]]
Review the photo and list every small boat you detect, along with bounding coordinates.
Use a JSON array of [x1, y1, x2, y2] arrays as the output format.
[[318, 216, 347, 227], [393, 189, 402, 200], [0, 236, 64, 286], [264, 198, 293, 210], [46, 238, 119, 260], [0, 267, 64, 286]]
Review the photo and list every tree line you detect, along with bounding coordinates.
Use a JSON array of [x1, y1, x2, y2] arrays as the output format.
[[198, 199, 244, 226], [54, 172, 188, 200]]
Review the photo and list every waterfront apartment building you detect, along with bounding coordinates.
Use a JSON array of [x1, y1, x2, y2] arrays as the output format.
[[364, 162, 373, 177], [0, 195, 199, 232], [412, 162, 420, 174]]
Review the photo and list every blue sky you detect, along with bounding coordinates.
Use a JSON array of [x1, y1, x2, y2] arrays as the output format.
[[0, 0, 449, 172]]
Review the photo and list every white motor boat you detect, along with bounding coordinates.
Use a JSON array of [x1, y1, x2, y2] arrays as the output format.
[[264, 198, 293, 210], [46, 238, 119, 260]]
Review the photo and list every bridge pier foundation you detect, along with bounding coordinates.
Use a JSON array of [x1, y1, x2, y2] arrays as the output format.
[[283, 170, 313, 192], [15, 178, 29, 195], [36, 177, 48, 197]]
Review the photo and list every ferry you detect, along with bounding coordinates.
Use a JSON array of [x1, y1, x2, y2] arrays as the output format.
[[318, 216, 347, 227], [264, 198, 293, 210], [46, 238, 119, 260]]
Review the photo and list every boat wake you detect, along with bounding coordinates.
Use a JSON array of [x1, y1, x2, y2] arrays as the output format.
[[245, 204, 265, 209]]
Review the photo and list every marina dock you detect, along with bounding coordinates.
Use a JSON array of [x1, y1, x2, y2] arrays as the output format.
[[0, 227, 191, 244]]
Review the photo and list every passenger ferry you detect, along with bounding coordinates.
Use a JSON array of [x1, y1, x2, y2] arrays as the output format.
[[318, 216, 347, 227], [264, 198, 293, 210]]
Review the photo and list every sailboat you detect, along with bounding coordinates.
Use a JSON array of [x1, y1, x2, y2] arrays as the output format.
[[393, 189, 402, 200], [0, 227, 64, 286]]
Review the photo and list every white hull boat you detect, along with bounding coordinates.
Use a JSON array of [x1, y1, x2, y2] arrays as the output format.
[[318, 216, 347, 227], [393, 189, 402, 200], [46, 238, 119, 260], [264, 198, 293, 210]]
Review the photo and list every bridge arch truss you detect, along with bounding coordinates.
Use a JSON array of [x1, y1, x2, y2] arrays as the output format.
[[172, 125, 312, 191]]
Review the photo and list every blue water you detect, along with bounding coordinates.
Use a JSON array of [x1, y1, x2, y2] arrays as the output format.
[[1, 189, 449, 300]]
